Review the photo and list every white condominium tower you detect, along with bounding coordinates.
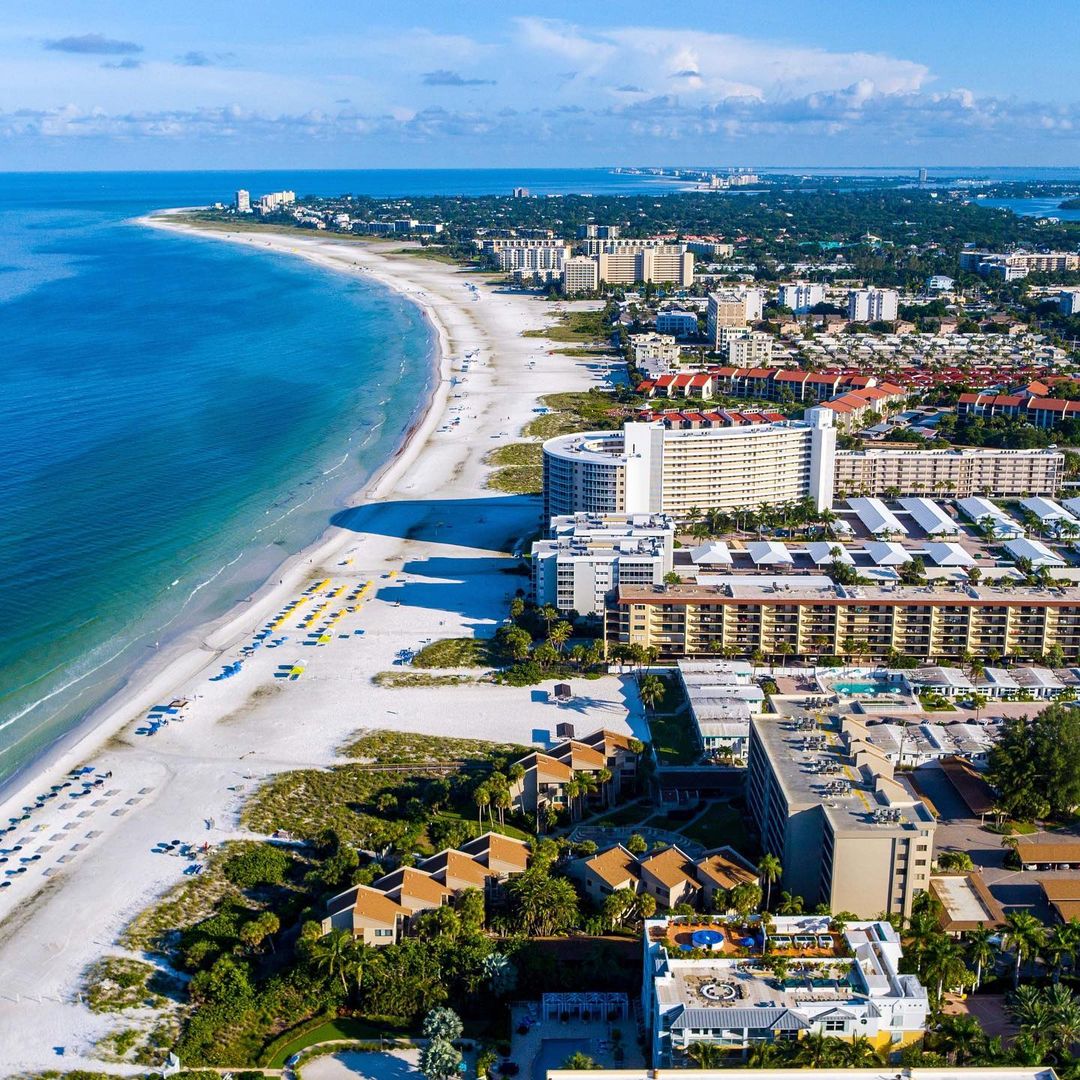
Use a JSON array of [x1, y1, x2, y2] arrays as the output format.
[[542, 409, 837, 520], [847, 288, 899, 323]]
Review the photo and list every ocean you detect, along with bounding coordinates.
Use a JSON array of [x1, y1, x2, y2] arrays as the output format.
[[0, 165, 1075, 791]]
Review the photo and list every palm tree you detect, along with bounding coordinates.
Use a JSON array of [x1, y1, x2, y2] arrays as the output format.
[[685, 1042, 725, 1068], [573, 770, 598, 819], [492, 786, 511, 829], [639, 674, 665, 714], [777, 891, 803, 915], [795, 1031, 842, 1067], [745, 1042, 783, 1068], [1044, 983, 1080, 1060], [311, 929, 357, 993], [933, 1014, 984, 1065], [926, 935, 972, 1002], [1003, 910, 1047, 987], [967, 925, 997, 990], [473, 783, 491, 827], [759, 853, 782, 911], [1046, 919, 1080, 981], [775, 642, 794, 668], [835, 1035, 884, 1067], [549, 621, 572, 652]]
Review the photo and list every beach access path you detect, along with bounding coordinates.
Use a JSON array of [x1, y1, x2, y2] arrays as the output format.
[[0, 225, 646, 1073]]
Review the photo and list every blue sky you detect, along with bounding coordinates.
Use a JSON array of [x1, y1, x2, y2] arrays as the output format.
[[3, 1, 1078, 169]]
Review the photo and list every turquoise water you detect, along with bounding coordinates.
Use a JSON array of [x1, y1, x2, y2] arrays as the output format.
[[0, 174, 445, 788], [832, 681, 895, 697]]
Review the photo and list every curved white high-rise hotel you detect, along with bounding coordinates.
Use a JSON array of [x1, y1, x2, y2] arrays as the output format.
[[543, 409, 836, 520]]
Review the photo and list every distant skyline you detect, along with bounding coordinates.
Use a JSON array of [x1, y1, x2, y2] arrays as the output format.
[[3, 1, 1079, 171]]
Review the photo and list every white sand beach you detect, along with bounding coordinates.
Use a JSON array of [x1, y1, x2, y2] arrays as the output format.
[[0, 221, 643, 1072]]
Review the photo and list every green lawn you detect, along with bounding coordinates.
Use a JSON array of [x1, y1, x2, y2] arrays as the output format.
[[677, 803, 751, 854], [266, 1017, 408, 1067], [646, 708, 700, 765]]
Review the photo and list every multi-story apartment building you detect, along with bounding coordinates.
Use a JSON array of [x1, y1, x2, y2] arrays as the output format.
[[961, 250, 1080, 280], [655, 311, 699, 338], [747, 714, 937, 918], [508, 728, 642, 818], [605, 578, 1080, 663], [706, 290, 764, 349], [563, 255, 600, 295], [532, 512, 675, 616], [235, 189, 251, 213], [847, 288, 899, 323], [685, 239, 735, 259], [959, 390, 1080, 430], [630, 333, 682, 374], [542, 410, 837, 520], [577, 224, 621, 239], [642, 913, 929, 1063], [834, 445, 1064, 498], [709, 368, 882, 403], [1059, 289, 1080, 316], [726, 332, 775, 366], [489, 243, 570, 274], [595, 246, 695, 286], [777, 282, 826, 314], [256, 190, 296, 213]]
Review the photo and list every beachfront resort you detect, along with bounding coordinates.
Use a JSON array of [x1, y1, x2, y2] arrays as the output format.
[[6, 171, 1080, 1080]]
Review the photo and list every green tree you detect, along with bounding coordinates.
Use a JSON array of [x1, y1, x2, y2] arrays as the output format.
[[311, 929, 358, 994], [561, 1052, 601, 1070], [1002, 910, 1048, 987], [989, 704, 1080, 820], [967, 925, 998, 990], [420, 1039, 463, 1080], [223, 844, 290, 888], [423, 1006, 464, 1043], [626, 833, 648, 855], [639, 674, 665, 713], [504, 868, 580, 936], [759, 853, 782, 911]]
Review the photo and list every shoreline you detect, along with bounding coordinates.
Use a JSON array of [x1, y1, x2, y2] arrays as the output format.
[[0, 211, 453, 817], [0, 213, 625, 1073]]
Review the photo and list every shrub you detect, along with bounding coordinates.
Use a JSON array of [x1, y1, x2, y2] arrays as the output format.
[[223, 844, 291, 889]]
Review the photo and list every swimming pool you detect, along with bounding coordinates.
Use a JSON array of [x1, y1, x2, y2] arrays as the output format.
[[832, 680, 896, 697], [533, 1039, 591, 1080]]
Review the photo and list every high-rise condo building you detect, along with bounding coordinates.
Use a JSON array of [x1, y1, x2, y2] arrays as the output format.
[[847, 288, 899, 323]]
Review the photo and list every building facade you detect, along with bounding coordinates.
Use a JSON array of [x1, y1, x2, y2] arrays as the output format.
[[542, 411, 837, 520], [532, 512, 675, 616], [847, 288, 899, 323], [777, 282, 826, 315], [563, 255, 600, 294], [834, 446, 1064, 498], [605, 579, 1080, 663], [747, 714, 937, 918]]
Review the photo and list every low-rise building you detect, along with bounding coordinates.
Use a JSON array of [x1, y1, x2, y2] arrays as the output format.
[[677, 660, 763, 761], [928, 872, 1006, 935], [643, 914, 929, 1063], [508, 728, 642, 818], [321, 832, 530, 945], [655, 311, 700, 338], [576, 845, 758, 911], [631, 333, 682, 375]]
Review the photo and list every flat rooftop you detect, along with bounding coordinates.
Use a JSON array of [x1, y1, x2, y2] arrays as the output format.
[[750, 717, 935, 837], [617, 580, 1080, 605]]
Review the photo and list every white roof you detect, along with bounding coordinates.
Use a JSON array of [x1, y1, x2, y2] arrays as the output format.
[[1061, 496, 1080, 518], [980, 667, 1019, 690], [848, 497, 907, 536], [805, 542, 854, 565], [957, 497, 1024, 536], [1004, 537, 1064, 567], [829, 518, 855, 536], [898, 497, 960, 536], [746, 541, 793, 565], [689, 541, 733, 565], [911, 665, 974, 689], [1010, 666, 1065, 689], [864, 541, 912, 565], [924, 542, 976, 567], [1020, 496, 1078, 526]]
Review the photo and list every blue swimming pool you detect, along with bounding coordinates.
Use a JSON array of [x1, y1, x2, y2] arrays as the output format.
[[832, 680, 895, 697], [533, 1039, 591, 1080]]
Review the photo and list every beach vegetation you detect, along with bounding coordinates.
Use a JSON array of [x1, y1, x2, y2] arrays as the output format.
[[83, 956, 178, 1013], [485, 464, 543, 494], [521, 308, 613, 343], [341, 729, 527, 764], [372, 670, 476, 688], [411, 636, 499, 668], [485, 442, 543, 468], [523, 390, 626, 439]]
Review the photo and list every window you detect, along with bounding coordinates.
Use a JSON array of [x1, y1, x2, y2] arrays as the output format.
[[823, 1019, 846, 1032], [374, 928, 393, 938]]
